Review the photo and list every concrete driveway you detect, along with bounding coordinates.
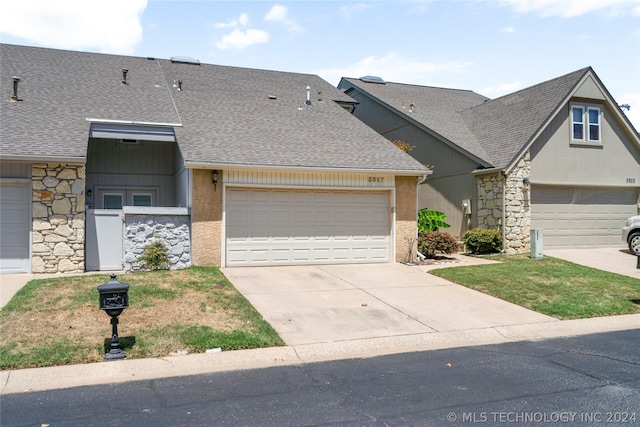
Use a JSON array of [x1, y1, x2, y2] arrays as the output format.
[[222, 261, 555, 346], [546, 248, 639, 279]]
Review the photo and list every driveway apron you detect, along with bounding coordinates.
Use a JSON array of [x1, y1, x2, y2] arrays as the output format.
[[222, 263, 554, 346]]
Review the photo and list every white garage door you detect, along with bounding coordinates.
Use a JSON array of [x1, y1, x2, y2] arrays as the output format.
[[531, 186, 638, 249], [0, 181, 31, 273], [226, 188, 391, 266]]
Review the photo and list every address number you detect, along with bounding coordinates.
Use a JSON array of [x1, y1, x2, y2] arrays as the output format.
[[627, 178, 636, 184], [368, 177, 384, 183]]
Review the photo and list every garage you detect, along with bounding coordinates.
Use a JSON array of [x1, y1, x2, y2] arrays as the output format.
[[0, 181, 31, 273], [531, 186, 638, 249], [225, 187, 391, 266]]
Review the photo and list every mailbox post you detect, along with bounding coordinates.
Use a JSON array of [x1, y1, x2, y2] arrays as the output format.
[[97, 274, 130, 360]]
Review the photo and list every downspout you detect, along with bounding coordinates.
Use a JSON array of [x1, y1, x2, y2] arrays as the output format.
[[501, 170, 507, 253]]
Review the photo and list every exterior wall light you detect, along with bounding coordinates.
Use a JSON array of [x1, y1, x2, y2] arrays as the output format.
[[522, 177, 530, 186], [211, 170, 219, 191]]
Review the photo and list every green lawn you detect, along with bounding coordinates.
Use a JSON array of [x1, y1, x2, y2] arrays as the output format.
[[430, 254, 640, 319], [0, 266, 284, 370]]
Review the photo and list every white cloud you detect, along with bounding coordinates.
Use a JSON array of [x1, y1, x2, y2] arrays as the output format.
[[496, 0, 640, 17], [501, 26, 516, 33], [214, 13, 250, 29], [317, 53, 472, 86], [479, 81, 523, 97], [0, 0, 146, 55], [214, 13, 270, 50], [264, 5, 302, 32], [216, 28, 270, 50]]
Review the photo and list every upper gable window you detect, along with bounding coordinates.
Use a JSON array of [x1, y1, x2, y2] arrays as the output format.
[[571, 104, 601, 143]]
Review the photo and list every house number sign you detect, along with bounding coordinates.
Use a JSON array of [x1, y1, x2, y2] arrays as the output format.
[[368, 176, 384, 183]]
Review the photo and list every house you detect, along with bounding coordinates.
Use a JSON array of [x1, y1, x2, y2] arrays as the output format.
[[338, 69, 640, 253], [0, 44, 429, 274]]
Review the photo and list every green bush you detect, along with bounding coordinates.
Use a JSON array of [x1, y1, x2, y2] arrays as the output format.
[[417, 231, 459, 258], [463, 228, 503, 254], [138, 241, 170, 271], [417, 209, 451, 233]]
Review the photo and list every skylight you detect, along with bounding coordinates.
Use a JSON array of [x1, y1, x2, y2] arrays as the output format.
[[170, 56, 201, 65], [360, 75, 386, 84]]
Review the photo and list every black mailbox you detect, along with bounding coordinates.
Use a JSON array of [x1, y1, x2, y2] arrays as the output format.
[[97, 274, 130, 360], [98, 274, 129, 316]]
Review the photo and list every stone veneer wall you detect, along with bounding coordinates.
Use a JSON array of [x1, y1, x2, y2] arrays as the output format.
[[476, 172, 504, 231], [123, 212, 191, 271], [32, 164, 85, 273], [476, 152, 531, 254], [503, 152, 531, 254]]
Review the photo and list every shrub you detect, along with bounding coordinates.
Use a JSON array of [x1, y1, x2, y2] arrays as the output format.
[[462, 228, 503, 254], [138, 241, 170, 271], [417, 209, 451, 233], [417, 231, 459, 258]]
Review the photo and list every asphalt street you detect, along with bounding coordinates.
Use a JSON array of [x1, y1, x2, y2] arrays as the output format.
[[1, 329, 638, 426]]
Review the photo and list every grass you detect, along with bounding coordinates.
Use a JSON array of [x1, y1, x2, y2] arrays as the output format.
[[0, 266, 284, 370], [431, 254, 640, 319]]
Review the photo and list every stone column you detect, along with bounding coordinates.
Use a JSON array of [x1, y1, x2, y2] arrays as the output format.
[[32, 164, 85, 273]]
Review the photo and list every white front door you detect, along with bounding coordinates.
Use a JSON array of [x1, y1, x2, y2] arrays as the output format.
[[225, 188, 391, 266]]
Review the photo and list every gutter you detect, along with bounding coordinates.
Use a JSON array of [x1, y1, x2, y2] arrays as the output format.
[[183, 161, 432, 177], [1, 155, 86, 164]]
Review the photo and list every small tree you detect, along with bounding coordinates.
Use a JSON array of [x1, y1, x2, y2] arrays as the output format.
[[138, 241, 170, 271]]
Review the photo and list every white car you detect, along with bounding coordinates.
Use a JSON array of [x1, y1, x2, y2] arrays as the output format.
[[622, 215, 640, 254]]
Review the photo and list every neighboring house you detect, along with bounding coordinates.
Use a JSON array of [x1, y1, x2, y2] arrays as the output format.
[[338, 69, 640, 253], [0, 44, 428, 274]]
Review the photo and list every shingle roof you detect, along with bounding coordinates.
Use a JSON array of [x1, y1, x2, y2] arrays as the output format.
[[340, 78, 491, 164], [341, 68, 592, 170], [460, 67, 590, 169], [1, 44, 427, 174], [1, 44, 181, 159]]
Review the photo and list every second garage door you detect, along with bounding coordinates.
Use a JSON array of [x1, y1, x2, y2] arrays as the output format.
[[531, 186, 638, 249], [225, 188, 391, 266]]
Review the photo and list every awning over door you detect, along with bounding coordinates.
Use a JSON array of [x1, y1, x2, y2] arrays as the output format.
[[89, 123, 176, 142]]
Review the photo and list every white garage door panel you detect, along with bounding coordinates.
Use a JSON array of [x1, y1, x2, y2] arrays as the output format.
[[0, 182, 31, 273], [226, 188, 391, 266], [531, 187, 638, 249]]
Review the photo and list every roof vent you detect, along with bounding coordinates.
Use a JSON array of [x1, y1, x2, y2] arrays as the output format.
[[305, 86, 312, 106], [121, 68, 129, 85], [360, 75, 386, 84], [170, 56, 201, 65], [10, 76, 22, 102]]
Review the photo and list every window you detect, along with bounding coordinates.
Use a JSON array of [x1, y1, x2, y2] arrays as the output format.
[[571, 104, 601, 143], [132, 193, 152, 206], [103, 193, 124, 209], [571, 106, 584, 140], [587, 107, 601, 142]]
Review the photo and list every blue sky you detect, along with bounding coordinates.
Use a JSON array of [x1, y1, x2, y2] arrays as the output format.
[[2, 0, 639, 128]]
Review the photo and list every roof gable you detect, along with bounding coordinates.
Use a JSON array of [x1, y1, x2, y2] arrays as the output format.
[[339, 78, 492, 165], [460, 67, 591, 169]]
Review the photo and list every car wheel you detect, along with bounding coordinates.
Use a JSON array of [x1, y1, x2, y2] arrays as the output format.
[[628, 231, 640, 254]]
